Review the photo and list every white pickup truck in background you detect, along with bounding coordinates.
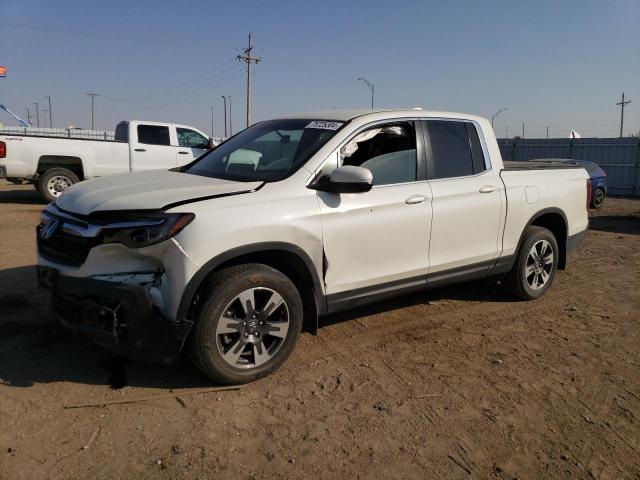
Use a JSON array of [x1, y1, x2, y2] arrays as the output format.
[[0, 120, 215, 201]]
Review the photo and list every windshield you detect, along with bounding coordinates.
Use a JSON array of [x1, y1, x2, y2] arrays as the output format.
[[185, 119, 344, 182]]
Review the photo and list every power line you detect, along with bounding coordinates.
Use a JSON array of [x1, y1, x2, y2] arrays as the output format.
[[237, 32, 261, 128], [115, 68, 245, 110], [616, 92, 631, 137], [101, 58, 238, 103], [117, 69, 245, 112]]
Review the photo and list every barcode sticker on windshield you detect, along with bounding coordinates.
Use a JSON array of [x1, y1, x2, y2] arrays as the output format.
[[305, 121, 343, 130]]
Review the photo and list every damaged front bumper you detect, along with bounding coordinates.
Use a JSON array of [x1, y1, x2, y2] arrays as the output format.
[[37, 266, 193, 365]]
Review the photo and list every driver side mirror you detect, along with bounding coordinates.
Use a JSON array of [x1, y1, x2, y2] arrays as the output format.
[[311, 165, 373, 194], [206, 137, 216, 149]]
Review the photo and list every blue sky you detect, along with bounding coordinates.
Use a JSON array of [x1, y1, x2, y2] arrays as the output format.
[[0, 0, 638, 138]]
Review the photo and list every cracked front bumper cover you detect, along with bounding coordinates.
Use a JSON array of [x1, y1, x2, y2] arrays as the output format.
[[37, 266, 193, 365]]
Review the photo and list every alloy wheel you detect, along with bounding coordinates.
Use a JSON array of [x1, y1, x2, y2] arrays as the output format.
[[215, 287, 290, 369], [525, 239, 554, 290]]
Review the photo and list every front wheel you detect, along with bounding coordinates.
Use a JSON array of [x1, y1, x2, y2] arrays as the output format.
[[37, 168, 79, 203], [504, 226, 559, 300], [188, 264, 303, 385]]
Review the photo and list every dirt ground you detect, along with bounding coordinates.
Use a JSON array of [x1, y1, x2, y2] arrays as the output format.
[[0, 182, 638, 480]]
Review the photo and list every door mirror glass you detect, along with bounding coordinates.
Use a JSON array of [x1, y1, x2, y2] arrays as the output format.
[[313, 165, 373, 193]]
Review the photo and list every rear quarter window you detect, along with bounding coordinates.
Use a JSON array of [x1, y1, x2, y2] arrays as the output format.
[[137, 125, 170, 146]]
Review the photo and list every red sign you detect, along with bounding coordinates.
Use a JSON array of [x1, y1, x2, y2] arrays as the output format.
[[0, 66, 6, 77]]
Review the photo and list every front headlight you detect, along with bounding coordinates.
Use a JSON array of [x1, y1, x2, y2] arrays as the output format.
[[103, 213, 195, 248]]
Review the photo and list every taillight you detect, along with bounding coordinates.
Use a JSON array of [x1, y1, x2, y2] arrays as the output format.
[[0, 141, 5, 159], [586, 179, 592, 209]]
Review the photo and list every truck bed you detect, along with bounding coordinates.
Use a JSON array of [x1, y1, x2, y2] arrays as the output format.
[[503, 160, 582, 170]]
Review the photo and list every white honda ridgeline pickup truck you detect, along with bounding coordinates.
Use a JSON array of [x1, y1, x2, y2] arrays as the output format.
[[36, 109, 589, 384], [0, 120, 215, 202]]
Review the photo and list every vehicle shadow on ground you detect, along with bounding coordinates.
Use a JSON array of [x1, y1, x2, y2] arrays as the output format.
[[589, 215, 640, 236], [319, 280, 516, 328], [0, 265, 214, 390], [1, 265, 514, 390], [0, 186, 45, 205]]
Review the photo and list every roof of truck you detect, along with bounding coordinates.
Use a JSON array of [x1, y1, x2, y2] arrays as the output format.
[[274, 108, 487, 123]]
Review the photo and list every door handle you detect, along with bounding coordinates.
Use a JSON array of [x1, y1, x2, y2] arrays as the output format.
[[134, 148, 146, 152], [479, 185, 497, 193], [178, 151, 189, 155], [405, 194, 428, 204]]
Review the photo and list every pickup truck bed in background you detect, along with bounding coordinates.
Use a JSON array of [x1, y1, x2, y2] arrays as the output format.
[[0, 120, 214, 202]]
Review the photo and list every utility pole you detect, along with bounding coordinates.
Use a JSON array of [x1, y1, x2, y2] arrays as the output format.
[[505, 126, 508, 139], [26, 108, 32, 125], [221, 95, 228, 137], [546, 126, 549, 139], [616, 92, 631, 137], [86, 93, 99, 129], [42, 109, 48, 128], [34, 102, 40, 128], [237, 32, 261, 128], [358, 77, 375, 108], [491, 107, 507, 128], [210, 107, 215, 137], [229, 95, 233, 135], [45, 95, 53, 128], [522, 123, 525, 138]]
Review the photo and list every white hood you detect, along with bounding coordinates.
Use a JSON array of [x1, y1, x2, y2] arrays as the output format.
[[56, 170, 262, 215]]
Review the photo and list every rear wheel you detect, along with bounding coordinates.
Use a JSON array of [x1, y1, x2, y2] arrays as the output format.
[[504, 226, 558, 300], [188, 264, 303, 385], [591, 188, 605, 209], [37, 167, 79, 203]]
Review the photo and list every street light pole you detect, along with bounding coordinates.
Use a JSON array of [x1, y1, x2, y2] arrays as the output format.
[[228, 95, 233, 135], [45, 96, 53, 128], [491, 107, 507, 128], [86, 93, 99, 129], [210, 107, 215, 137], [221, 96, 228, 137], [34, 102, 40, 128], [357, 77, 375, 108]]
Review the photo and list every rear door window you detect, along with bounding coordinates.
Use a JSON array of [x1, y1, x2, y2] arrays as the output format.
[[137, 125, 170, 146], [423, 120, 487, 179]]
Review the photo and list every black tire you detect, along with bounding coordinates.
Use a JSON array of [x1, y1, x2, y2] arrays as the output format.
[[503, 226, 559, 300], [591, 188, 605, 209], [188, 263, 303, 385], [37, 167, 79, 203]]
